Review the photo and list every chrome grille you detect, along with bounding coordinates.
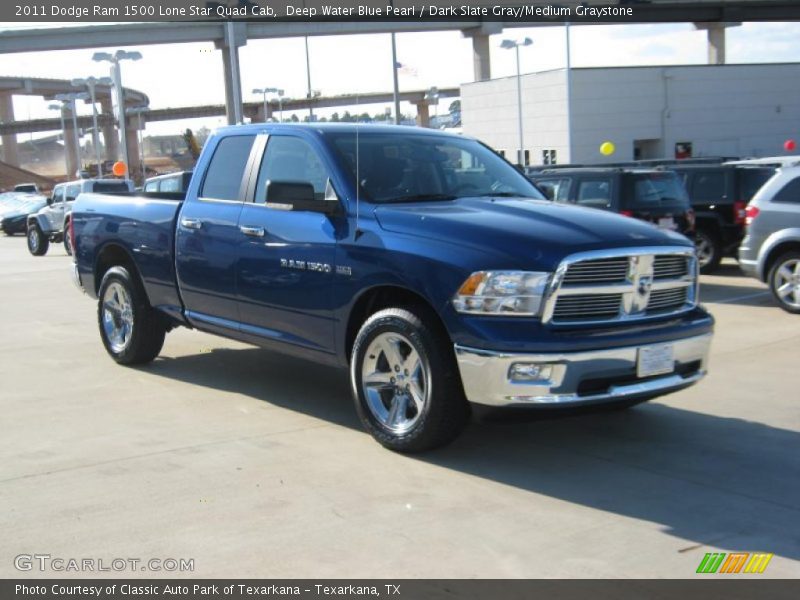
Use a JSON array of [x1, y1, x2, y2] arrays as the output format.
[[562, 258, 629, 284], [543, 248, 697, 325], [653, 255, 689, 279]]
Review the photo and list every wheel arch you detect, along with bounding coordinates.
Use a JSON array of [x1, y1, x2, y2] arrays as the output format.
[[763, 240, 800, 282], [758, 228, 800, 281], [93, 243, 144, 298]]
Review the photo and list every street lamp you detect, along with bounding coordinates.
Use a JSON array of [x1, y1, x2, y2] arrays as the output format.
[[47, 102, 68, 175], [306, 90, 321, 122], [54, 92, 89, 177], [252, 88, 285, 123], [92, 50, 143, 172], [501, 37, 533, 166], [72, 76, 113, 177]]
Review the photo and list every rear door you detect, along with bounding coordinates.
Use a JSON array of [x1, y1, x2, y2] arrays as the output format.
[[234, 133, 340, 354], [175, 134, 258, 331]]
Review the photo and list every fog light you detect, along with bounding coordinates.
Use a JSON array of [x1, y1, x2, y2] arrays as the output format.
[[508, 362, 553, 382]]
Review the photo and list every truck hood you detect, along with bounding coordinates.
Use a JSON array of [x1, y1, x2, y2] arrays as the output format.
[[374, 197, 691, 268]]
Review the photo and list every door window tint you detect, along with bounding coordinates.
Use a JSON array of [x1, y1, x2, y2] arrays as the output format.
[[200, 135, 256, 201], [690, 171, 725, 202], [739, 168, 775, 201], [65, 184, 81, 202], [160, 176, 181, 192], [254, 136, 329, 204], [773, 177, 800, 203], [576, 178, 612, 209], [535, 178, 570, 202], [144, 181, 158, 192], [52, 187, 65, 204], [93, 181, 130, 193]]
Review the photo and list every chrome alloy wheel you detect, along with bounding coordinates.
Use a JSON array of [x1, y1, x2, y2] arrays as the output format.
[[695, 232, 713, 268], [774, 258, 800, 310], [28, 228, 40, 253], [102, 282, 134, 353], [361, 331, 430, 434]]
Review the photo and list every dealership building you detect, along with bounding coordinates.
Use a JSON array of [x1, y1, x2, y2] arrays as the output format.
[[461, 62, 800, 166]]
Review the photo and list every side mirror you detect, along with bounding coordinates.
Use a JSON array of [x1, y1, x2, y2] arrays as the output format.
[[46, 196, 53, 206], [266, 181, 340, 217]]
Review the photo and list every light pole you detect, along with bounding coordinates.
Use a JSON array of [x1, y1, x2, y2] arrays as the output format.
[[48, 102, 69, 175], [252, 88, 284, 122], [72, 76, 112, 177], [501, 37, 533, 166], [425, 87, 439, 128], [92, 50, 142, 174], [54, 92, 89, 177]]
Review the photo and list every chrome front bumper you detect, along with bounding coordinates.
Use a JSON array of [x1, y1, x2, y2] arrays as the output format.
[[454, 333, 712, 408]]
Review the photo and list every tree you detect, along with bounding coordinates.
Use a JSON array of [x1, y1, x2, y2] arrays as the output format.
[[331, 112, 340, 122], [290, 114, 299, 123], [448, 100, 461, 116]]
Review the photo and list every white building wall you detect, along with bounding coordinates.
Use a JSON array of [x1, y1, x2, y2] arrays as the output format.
[[462, 63, 800, 166], [462, 69, 570, 165]]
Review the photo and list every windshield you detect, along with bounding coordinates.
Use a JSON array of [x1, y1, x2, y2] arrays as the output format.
[[627, 172, 690, 210], [327, 131, 543, 203]]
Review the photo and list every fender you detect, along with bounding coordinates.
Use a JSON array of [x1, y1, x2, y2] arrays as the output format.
[[27, 212, 51, 233], [757, 228, 800, 280]]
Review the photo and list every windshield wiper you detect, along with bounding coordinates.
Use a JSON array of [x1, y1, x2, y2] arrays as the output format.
[[381, 193, 458, 204], [474, 192, 537, 198]]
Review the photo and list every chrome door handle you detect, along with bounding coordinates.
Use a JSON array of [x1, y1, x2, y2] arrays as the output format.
[[239, 225, 265, 238], [181, 218, 203, 230]]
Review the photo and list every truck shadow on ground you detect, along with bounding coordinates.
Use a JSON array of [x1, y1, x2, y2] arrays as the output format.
[[146, 347, 800, 562]]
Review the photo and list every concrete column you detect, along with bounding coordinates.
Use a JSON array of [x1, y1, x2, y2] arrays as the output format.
[[125, 124, 141, 183], [62, 103, 80, 178], [100, 97, 118, 161], [216, 22, 247, 125], [462, 24, 502, 82], [413, 102, 430, 128], [256, 103, 273, 122], [0, 94, 20, 167], [694, 23, 740, 65]]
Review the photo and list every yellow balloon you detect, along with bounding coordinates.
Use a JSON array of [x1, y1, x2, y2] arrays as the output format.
[[600, 141, 616, 156]]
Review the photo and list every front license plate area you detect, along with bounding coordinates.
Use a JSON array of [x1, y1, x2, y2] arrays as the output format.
[[637, 344, 675, 378], [657, 216, 676, 230]]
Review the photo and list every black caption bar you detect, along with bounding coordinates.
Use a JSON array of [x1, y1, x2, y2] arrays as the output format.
[[3, 1, 800, 24], [4, 580, 800, 600]]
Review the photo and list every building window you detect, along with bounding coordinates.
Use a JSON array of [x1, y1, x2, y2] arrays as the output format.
[[542, 149, 557, 165]]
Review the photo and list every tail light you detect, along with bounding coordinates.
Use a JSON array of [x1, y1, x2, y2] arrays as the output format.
[[686, 208, 696, 231], [620, 210, 634, 217], [744, 205, 760, 226], [68, 217, 76, 255], [733, 201, 748, 225]]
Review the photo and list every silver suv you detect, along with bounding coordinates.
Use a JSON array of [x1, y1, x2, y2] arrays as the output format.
[[739, 164, 800, 313]]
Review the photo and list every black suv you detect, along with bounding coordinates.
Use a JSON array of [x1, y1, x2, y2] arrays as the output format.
[[670, 164, 776, 272], [530, 167, 695, 240]]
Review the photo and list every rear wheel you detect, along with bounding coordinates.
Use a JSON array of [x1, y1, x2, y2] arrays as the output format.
[[768, 252, 800, 314], [97, 266, 167, 364], [27, 224, 49, 256], [695, 228, 721, 274], [351, 307, 469, 452]]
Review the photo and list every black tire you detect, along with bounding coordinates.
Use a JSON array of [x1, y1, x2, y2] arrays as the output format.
[[695, 228, 721, 274], [768, 251, 800, 314], [350, 307, 470, 452], [63, 220, 73, 256], [27, 223, 49, 256], [97, 266, 167, 365]]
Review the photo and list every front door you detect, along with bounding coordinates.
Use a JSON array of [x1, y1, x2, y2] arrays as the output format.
[[235, 134, 340, 354]]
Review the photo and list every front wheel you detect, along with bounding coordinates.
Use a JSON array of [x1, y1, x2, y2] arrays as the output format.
[[97, 266, 167, 364], [694, 229, 721, 274], [768, 252, 800, 314], [351, 307, 470, 452], [27, 224, 49, 256]]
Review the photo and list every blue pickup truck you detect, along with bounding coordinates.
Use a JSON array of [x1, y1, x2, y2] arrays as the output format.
[[70, 124, 713, 451]]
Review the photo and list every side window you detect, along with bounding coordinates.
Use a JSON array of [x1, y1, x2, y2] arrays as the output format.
[[690, 171, 725, 202], [65, 184, 80, 202], [160, 176, 181, 193], [52, 187, 65, 204], [576, 178, 612, 209], [200, 135, 256, 201], [772, 177, 800, 203], [535, 178, 570, 202], [144, 181, 158, 192], [254, 136, 330, 204]]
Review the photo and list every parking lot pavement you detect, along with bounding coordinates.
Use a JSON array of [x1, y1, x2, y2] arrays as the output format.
[[0, 235, 798, 579]]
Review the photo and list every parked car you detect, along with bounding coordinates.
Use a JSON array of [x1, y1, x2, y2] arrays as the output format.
[[27, 178, 133, 256], [71, 124, 713, 452], [738, 165, 800, 313], [0, 194, 48, 235], [530, 167, 696, 239], [13, 183, 40, 194], [143, 170, 193, 194], [671, 164, 776, 273]]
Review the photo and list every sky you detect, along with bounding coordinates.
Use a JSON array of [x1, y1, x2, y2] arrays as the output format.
[[2, 21, 800, 139]]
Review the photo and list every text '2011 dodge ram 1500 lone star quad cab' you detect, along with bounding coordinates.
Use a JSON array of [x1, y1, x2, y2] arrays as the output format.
[[70, 124, 714, 452]]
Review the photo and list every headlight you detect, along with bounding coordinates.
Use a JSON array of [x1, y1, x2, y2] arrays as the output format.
[[452, 271, 552, 316]]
